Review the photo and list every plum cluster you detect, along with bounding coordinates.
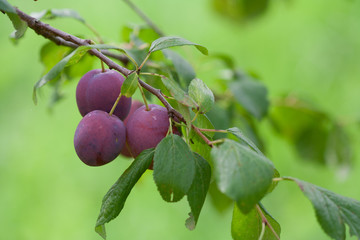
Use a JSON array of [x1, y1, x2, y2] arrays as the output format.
[[73, 69, 175, 167]]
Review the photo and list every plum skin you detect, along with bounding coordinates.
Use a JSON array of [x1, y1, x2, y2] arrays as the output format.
[[125, 104, 178, 158], [74, 110, 126, 166], [76, 69, 131, 120], [120, 100, 144, 158], [123, 100, 144, 126]]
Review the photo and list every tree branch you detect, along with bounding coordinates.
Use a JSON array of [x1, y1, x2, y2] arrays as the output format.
[[192, 125, 214, 147], [15, 7, 185, 121], [16, 8, 132, 75], [14, 6, 217, 147]]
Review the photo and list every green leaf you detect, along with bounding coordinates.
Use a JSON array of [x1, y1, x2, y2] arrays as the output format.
[[163, 49, 196, 87], [271, 97, 328, 140], [206, 104, 231, 140], [1, 0, 28, 43], [188, 78, 215, 113], [121, 72, 138, 98], [33, 44, 126, 104], [230, 103, 266, 152], [189, 133, 212, 165], [270, 97, 335, 165], [266, 168, 280, 194], [185, 153, 211, 230], [64, 52, 94, 79], [30, 8, 85, 22], [191, 113, 215, 138], [208, 181, 233, 213], [227, 127, 263, 156], [49, 9, 84, 22], [212, 53, 235, 69], [40, 42, 70, 74], [212, 0, 269, 22], [7, 13, 27, 41], [206, 104, 230, 131], [149, 36, 208, 55], [161, 75, 197, 108], [0, 0, 15, 13], [295, 125, 329, 164], [175, 103, 192, 140], [325, 124, 352, 166], [153, 134, 196, 202], [288, 177, 360, 240], [121, 23, 159, 43], [230, 76, 269, 120], [211, 139, 274, 213], [232, 203, 281, 240], [126, 48, 148, 67], [47, 78, 65, 110], [95, 149, 154, 240]]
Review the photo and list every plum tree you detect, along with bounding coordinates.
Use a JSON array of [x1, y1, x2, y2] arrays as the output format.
[[125, 104, 177, 158], [120, 100, 144, 158], [74, 110, 126, 166], [76, 69, 132, 120], [3, 2, 360, 240]]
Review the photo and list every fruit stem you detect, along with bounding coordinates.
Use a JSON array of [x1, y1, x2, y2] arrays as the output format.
[[109, 92, 122, 116], [100, 59, 106, 72], [166, 118, 173, 136], [137, 80, 149, 111]]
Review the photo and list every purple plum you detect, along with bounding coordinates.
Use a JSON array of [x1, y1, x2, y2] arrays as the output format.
[[74, 110, 126, 166], [76, 69, 131, 120]]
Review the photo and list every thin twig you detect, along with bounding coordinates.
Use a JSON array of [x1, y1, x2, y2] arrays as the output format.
[[137, 78, 149, 111], [14, 7, 219, 147], [137, 77, 186, 123], [192, 125, 213, 147], [100, 50, 129, 65], [15, 7, 186, 122], [123, 0, 165, 37]]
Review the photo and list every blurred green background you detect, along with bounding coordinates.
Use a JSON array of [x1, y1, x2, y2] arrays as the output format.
[[1, 0, 360, 239]]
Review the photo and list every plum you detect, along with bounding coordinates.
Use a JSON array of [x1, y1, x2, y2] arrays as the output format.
[[76, 69, 131, 120], [123, 100, 144, 126], [125, 104, 178, 158], [120, 100, 144, 158], [74, 110, 126, 166]]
